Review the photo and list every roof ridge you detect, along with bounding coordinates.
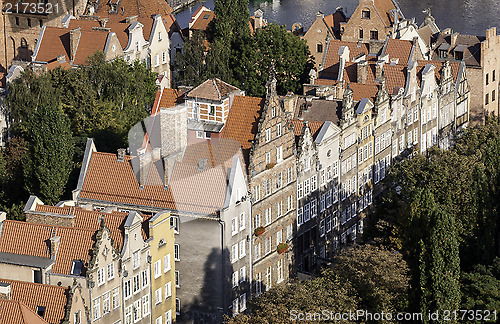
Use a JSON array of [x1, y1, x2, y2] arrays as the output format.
[[0, 278, 68, 290], [213, 79, 222, 100], [3, 219, 106, 232]]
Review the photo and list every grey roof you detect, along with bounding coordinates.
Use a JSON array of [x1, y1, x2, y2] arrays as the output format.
[[0, 252, 53, 269], [454, 44, 467, 52], [124, 211, 140, 228], [438, 43, 450, 51], [294, 98, 341, 125], [187, 119, 224, 132], [356, 98, 372, 114]]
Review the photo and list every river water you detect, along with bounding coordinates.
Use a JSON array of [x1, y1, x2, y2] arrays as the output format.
[[174, 0, 500, 36]]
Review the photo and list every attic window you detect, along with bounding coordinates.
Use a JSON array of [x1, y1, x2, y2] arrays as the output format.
[[71, 260, 84, 276], [359, 28, 363, 39], [317, 43, 323, 53], [370, 30, 378, 40], [36, 306, 46, 318], [158, 32, 162, 41], [203, 14, 210, 19], [454, 50, 463, 61], [362, 10, 370, 19]]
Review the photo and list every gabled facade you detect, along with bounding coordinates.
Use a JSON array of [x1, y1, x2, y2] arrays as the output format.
[[248, 74, 296, 294]]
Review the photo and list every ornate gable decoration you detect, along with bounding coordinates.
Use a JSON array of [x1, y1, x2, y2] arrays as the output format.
[[297, 121, 318, 174], [341, 83, 354, 127]]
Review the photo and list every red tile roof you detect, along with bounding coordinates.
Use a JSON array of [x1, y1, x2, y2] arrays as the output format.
[[0, 220, 103, 275], [350, 82, 378, 101], [73, 30, 109, 66], [186, 78, 241, 101], [33, 27, 69, 63], [383, 64, 407, 94], [221, 95, 265, 165], [291, 120, 324, 136], [320, 40, 369, 79], [190, 7, 215, 31], [90, 0, 173, 20], [373, 0, 396, 27], [384, 38, 413, 65], [0, 299, 48, 324], [79, 140, 240, 214], [0, 279, 68, 324]]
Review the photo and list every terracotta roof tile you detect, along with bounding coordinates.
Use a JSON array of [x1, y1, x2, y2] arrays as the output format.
[[190, 8, 215, 31], [291, 120, 324, 136], [186, 78, 241, 101], [45, 60, 72, 71], [383, 64, 407, 94], [221, 95, 265, 165], [0, 220, 98, 276], [33, 27, 70, 63], [79, 141, 237, 214], [0, 299, 48, 324], [350, 82, 378, 101], [320, 40, 369, 79], [91, 0, 173, 20], [373, 0, 396, 27], [384, 38, 413, 65], [0, 279, 68, 324], [72, 30, 110, 66]]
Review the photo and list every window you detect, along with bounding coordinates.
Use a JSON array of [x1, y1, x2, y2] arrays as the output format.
[[256, 272, 262, 295], [232, 271, 239, 288], [125, 305, 132, 324], [254, 243, 261, 260], [239, 240, 246, 258], [240, 266, 246, 282], [155, 316, 162, 324], [165, 281, 172, 298], [297, 207, 303, 225], [233, 298, 239, 315], [486, 93, 489, 105], [154, 260, 161, 279], [27, 18, 31, 27], [362, 10, 370, 19], [133, 274, 141, 294], [155, 54, 160, 67], [74, 310, 81, 324], [320, 169, 326, 186], [255, 214, 261, 228], [277, 259, 284, 283], [276, 146, 283, 163], [196, 130, 203, 139], [311, 199, 317, 218], [239, 212, 245, 231], [317, 43, 323, 53], [240, 293, 247, 312], [287, 167, 293, 183], [486, 73, 489, 85], [276, 230, 282, 244], [265, 128, 271, 143], [326, 214, 332, 232], [97, 267, 105, 286], [165, 310, 172, 324], [107, 263, 115, 281], [170, 217, 179, 234], [232, 244, 239, 263], [493, 90, 496, 102], [454, 50, 463, 61], [93, 297, 100, 320], [287, 195, 293, 211], [124, 279, 132, 300], [287, 224, 293, 240], [142, 295, 150, 316], [311, 175, 317, 192], [133, 299, 141, 323], [266, 266, 272, 291], [164, 254, 171, 272], [277, 123, 282, 137], [158, 31, 162, 41], [265, 236, 272, 255], [304, 157, 311, 171], [209, 105, 215, 116], [174, 244, 181, 261], [304, 203, 310, 222], [320, 219, 325, 237], [265, 152, 271, 165], [297, 183, 303, 199], [231, 217, 238, 235], [103, 291, 110, 314], [112, 287, 120, 309], [320, 194, 325, 211], [162, 52, 166, 63], [254, 185, 261, 201], [304, 179, 310, 195], [15, 17, 19, 26], [176, 298, 181, 315], [155, 288, 162, 305], [359, 28, 364, 39], [271, 106, 276, 118], [333, 161, 338, 178], [205, 131, 211, 139], [277, 200, 283, 218], [265, 207, 272, 225], [175, 271, 180, 287]]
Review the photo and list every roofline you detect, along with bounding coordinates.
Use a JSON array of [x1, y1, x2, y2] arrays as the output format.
[[223, 154, 240, 209], [31, 25, 47, 62], [73, 138, 96, 200]]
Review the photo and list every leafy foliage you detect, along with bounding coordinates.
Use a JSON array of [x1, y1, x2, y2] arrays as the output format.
[[227, 245, 409, 323], [461, 258, 500, 313]]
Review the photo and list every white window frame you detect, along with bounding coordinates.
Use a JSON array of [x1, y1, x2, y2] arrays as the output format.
[[164, 254, 171, 273], [154, 260, 161, 279]]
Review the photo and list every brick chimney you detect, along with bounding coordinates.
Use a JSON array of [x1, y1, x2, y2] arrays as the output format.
[[0, 211, 6, 223], [49, 236, 61, 260], [357, 60, 368, 84], [254, 9, 263, 29], [69, 28, 81, 62], [450, 32, 459, 49], [0, 282, 11, 300], [376, 60, 385, 79], [117, 148, 126, 162], [56, 55, 66, 64]]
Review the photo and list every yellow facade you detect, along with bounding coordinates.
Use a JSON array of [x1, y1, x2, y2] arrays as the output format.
[[149, 211, 176, 324]]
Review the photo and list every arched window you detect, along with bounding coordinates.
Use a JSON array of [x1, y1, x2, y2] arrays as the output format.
[[21, 38, 28, 48], [359, 28, 364, 39]]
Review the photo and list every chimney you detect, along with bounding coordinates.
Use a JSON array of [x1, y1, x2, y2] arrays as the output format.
[[337, 46, 350, 82], [0, 282, 11, 300], [450, 32, 459, 49], [376, 60, 385, 79], [69, 27, 81, 62], [357, 60, 368, 84], [486, 27, 497, 39], [160, 105, 188, 185], [0, 211, 6, 223], [56, 55, 66, 64], [138, 151, 152, 188], [282, 93, 297, 113], [117, 148, 126, 162], [49, 236, 61, 260], [309, 69, 317, 85], [316, 11, 324, 19]]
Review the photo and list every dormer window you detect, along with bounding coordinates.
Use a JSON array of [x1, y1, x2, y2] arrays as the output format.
[[439, 50, 447, 58], [203, 14, 210, 19], [370, 30, 378, 40], [362, 10, 370, 19], [454, 51, 463, 61], [317, 43, 323, 53], [36, 306, 46, 318]]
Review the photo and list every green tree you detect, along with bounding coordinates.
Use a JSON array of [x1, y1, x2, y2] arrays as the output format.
[[23, 105, 74, 204], [174, 31, 209, 87], [461, 258, 500, 315]]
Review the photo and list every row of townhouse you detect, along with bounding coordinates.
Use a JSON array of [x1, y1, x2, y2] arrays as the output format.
[[291, 33, 469, 272], [0, 198, 177, 324]]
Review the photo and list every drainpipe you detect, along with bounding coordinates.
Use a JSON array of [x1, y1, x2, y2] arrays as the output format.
[[218, 219, 226, 319], [148, 255, 153, 324]]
